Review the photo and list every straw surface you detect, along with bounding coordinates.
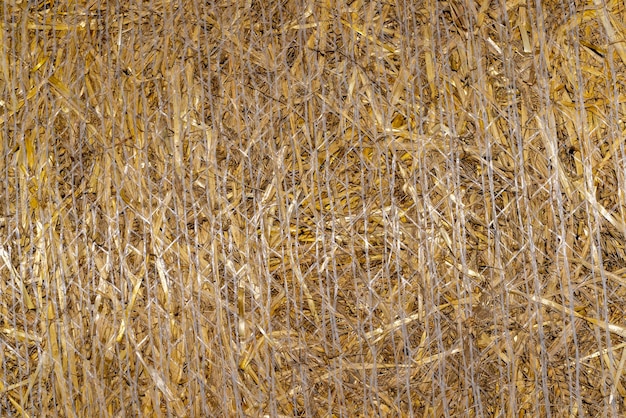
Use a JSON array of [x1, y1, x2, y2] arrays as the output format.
[[1, 0, 625, 416]]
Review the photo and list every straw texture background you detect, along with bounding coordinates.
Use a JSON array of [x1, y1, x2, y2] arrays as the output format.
[[1, 0, 626, 416]]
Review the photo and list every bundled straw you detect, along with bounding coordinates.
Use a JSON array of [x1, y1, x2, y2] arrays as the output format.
[[1, 0, 625, 416]]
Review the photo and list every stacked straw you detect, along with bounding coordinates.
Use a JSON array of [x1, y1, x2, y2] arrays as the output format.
[[1, 0, 625, 416]]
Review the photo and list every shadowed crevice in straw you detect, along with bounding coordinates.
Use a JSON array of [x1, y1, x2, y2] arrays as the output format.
[[0, 0, 625, 416]]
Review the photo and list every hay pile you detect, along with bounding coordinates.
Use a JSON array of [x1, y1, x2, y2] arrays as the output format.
[[1, 0, 625, 416]]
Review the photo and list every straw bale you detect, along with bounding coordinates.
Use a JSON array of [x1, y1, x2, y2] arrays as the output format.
[[1, 0, 626, 416]]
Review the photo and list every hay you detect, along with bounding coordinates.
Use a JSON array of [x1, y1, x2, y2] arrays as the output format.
[[1, 0, 625, 416]]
